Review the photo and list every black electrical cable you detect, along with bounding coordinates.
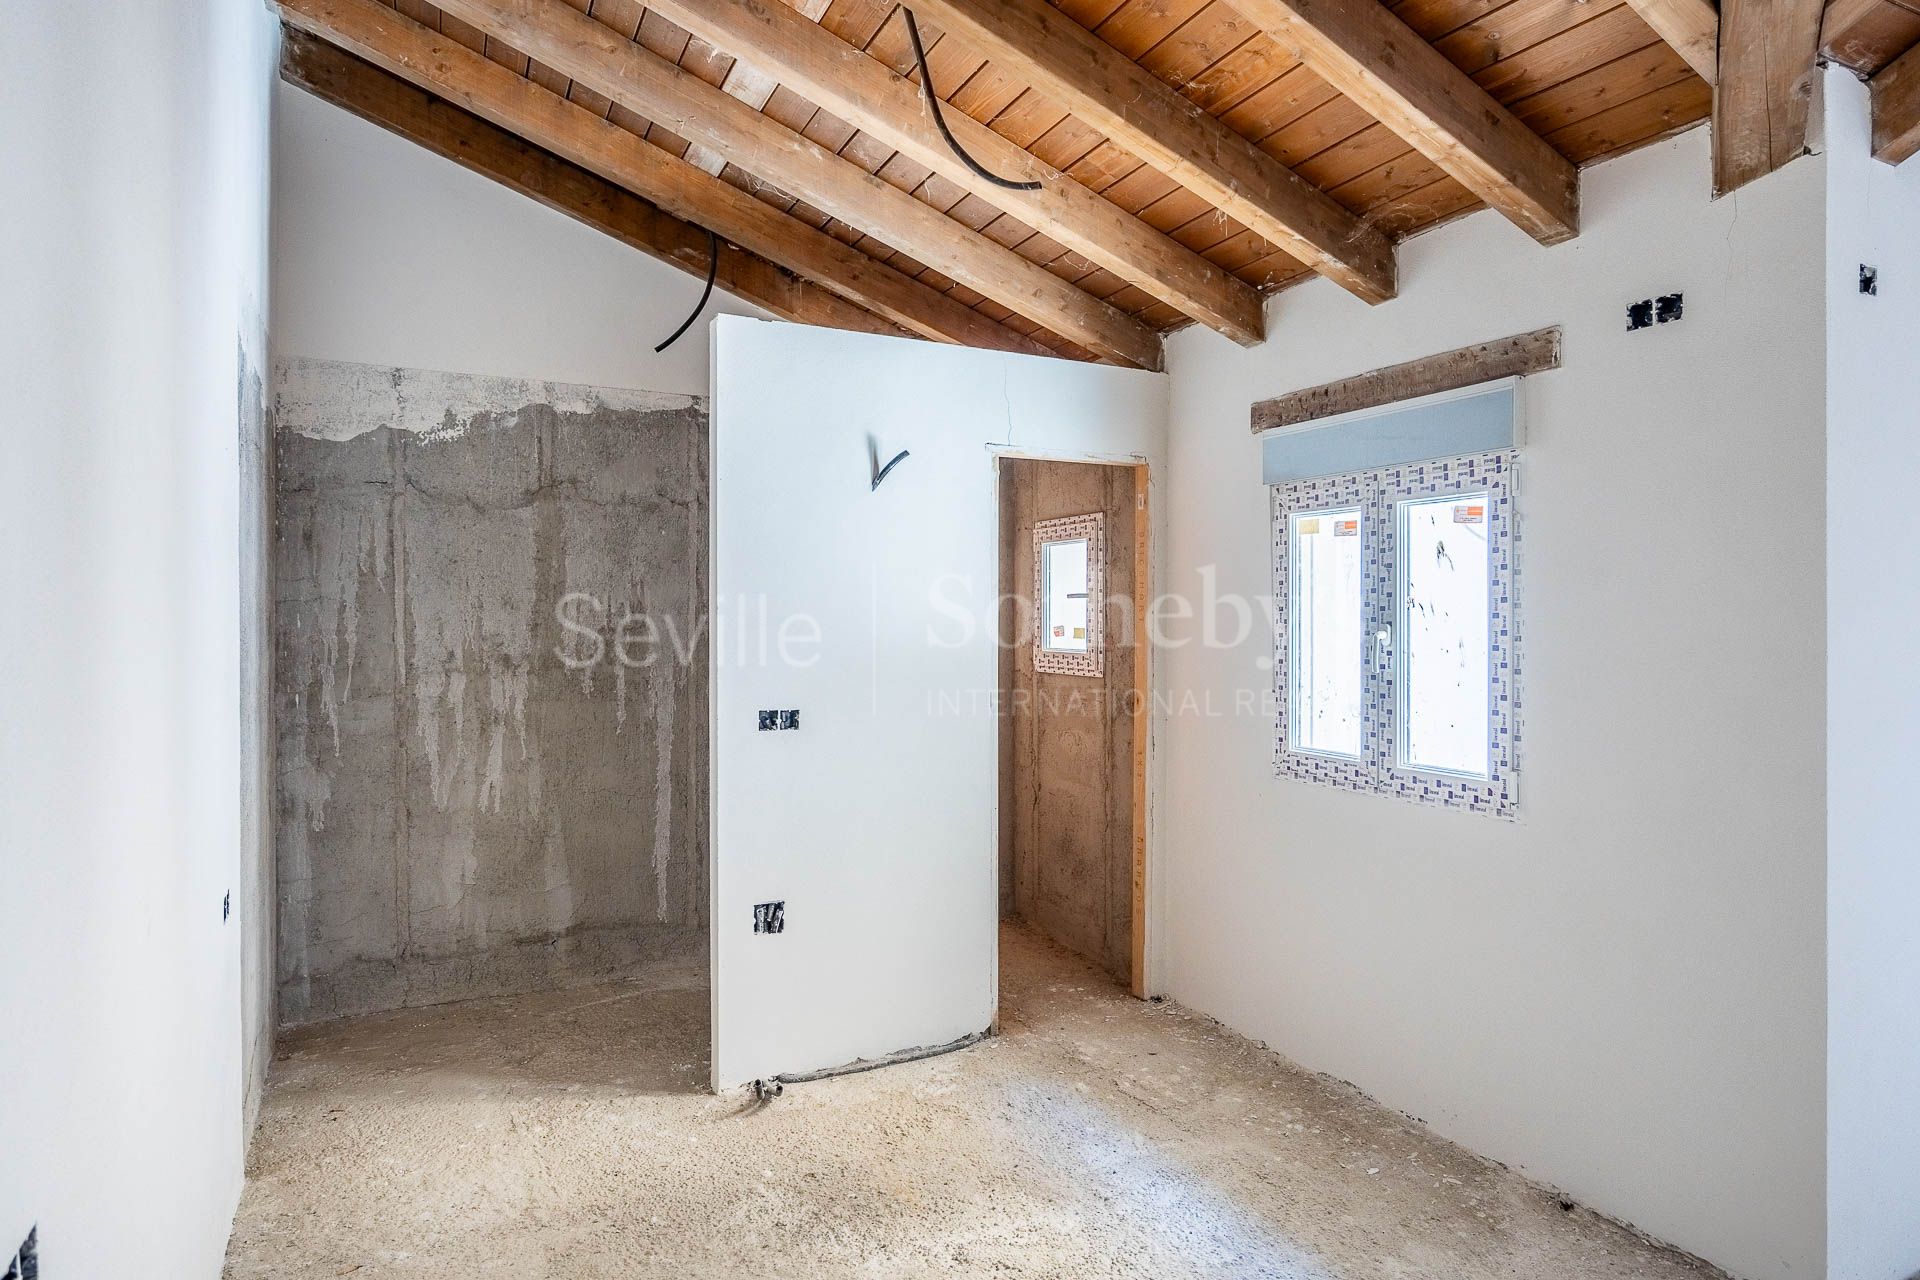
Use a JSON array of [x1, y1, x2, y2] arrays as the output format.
[[654, 228, 719, 353], [903, 9, 1042, 192]]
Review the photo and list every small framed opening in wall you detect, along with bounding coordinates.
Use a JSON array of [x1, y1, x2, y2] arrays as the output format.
[[1033, 511, 1105, 677]]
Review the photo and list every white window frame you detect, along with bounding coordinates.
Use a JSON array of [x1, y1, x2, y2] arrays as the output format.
[[1271, 449, 1519, 816]]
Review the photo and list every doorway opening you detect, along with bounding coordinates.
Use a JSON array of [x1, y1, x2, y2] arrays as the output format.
[[996, 456, 1148, 1001]]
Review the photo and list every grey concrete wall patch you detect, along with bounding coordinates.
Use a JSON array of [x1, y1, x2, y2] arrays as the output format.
[[273, 357, 709, 1025]]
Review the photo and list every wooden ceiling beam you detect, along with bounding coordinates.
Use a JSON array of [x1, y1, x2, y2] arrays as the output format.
[[272, 0, 1053, 358], [1225, 0, 1579, 244], [1623, 0, 1719, 84], [1872, 37, 1920, 164], [1712, 0, 1823, 196], [643, 0, 1268, 346], [902, 0, 1397, 307], [278, 28, 906, 342], [430, 0, 1163, 369]]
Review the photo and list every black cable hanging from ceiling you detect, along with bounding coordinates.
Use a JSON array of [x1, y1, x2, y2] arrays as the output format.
[[903, 9, 1042, 192], [654, 228, 720, 353]]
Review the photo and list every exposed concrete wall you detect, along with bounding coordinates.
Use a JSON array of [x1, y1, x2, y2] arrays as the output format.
[[999, 459, 1137, 987], [240, 343, 276, 1131], [273, 356, 708, 1025]]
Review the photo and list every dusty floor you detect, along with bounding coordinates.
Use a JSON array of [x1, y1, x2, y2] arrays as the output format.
[[228, 925, 1725, 1279]]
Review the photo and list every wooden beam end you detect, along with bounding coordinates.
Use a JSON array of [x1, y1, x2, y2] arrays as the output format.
[[1871, 41, 1920, 166]]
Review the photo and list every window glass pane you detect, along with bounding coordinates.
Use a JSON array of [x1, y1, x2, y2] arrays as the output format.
[[1041, 538, 1089, 653], [1399, 492, 1491, 777], [1289, 507, 1364, 757]]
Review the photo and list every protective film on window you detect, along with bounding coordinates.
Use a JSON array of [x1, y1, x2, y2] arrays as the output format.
[[1270, 450, 1518, 816], [1287, 506, 1365, 759], [1397, 491, 1492, 778], [1033, 512, 1104, 677]]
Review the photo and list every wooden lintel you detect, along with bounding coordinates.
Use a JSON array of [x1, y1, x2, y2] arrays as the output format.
[[1250, 328, 1562, 434]]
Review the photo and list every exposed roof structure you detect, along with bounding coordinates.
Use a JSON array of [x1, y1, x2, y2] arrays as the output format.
[[276, 0, 1914, 366]]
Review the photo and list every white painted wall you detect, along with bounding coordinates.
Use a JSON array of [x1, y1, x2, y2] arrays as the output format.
[[0, 0, 276, 1274], [708, 317, 1166, 1089], [1160, 128, 1828, 1280], [273, 82, 771, 399], [1823, 66, 1920, 1280]]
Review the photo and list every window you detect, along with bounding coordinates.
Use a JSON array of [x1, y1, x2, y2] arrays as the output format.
[[1034, 512, 1104, 677], [1272, 450, 1517, 815], [1286, 501, 1365, 760]]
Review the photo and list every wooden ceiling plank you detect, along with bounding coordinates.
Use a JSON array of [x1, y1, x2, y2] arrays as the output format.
[[681, 0, 833, 178], [1223, 64, 1342, 141], [1360, 172, 1482, 237], [278, 26, 905, 339], [1225, 0, 1580, 242], [820, 0, 894, 50], [644, 1, 1273, 341], [1621, 0, 1717, 83], [430, 0, 1163, 367], [1511, 41, 1696, 136], [1475, 5, 1661, 102], [585, 0, 643, 39], [391, 0, 441, 28], [1552, 73, 1711, 163], [1236, 244, 1323, 288], [1712, 0, 1822, 195], [1098, 0, 1215, 58], [273, 0, 1054, 357], [903, 0, 1398, 303], [1391, 0, 1507, 45], [1871, 36, 1920, 163], [1429, 0, 1623, 77], [1185, 30, 1306, 118], [1132, 6, 1262, 83]]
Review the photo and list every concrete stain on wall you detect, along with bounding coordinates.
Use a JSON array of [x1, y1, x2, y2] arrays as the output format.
[[273, 357, 708, 1025], [239, 339, 276, 1130]]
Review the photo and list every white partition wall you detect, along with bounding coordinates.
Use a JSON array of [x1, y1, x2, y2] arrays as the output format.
[[1823, 67, 1920, 1280], [1, 0, 276, 1272], [708, 317, 1165, 1090]]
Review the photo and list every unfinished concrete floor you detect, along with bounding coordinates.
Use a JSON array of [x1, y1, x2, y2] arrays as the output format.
[[227, 925, 1725, 1279]]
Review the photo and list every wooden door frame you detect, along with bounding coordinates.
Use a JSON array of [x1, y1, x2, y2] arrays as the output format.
[[992, 449, 1151, 1000]]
